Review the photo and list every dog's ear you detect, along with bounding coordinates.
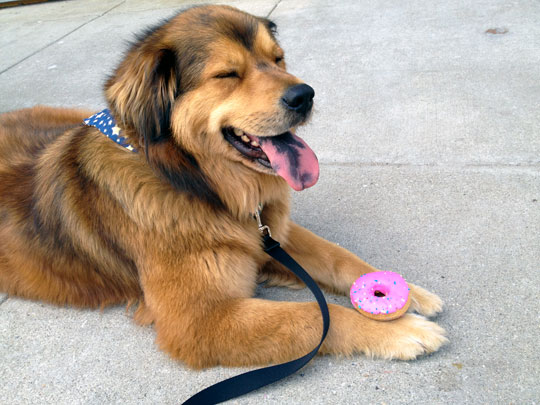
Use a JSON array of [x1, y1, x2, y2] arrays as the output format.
[[105, 32, 223, 209], [259, 18, 278, 39], [105, 38, 178, 146]]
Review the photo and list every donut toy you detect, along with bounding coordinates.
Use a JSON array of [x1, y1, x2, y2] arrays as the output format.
[[350, 271, 411, 321]]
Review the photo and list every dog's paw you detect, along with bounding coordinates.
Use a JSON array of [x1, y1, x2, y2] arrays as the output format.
[[408, 283, 443, 317], [365, 313, 448, 360]]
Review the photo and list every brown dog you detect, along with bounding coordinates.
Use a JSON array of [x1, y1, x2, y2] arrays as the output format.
[[0, 5, 446, 369]]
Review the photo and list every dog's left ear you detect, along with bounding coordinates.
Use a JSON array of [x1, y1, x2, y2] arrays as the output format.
[[105, 39, 178, 146], [104, 34, 224, 209]]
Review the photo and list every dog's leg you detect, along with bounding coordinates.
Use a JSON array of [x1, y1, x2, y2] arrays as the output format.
[[133, 299, 155, 326], [140, 250, 446, 368], [261, 222, 443, 317]]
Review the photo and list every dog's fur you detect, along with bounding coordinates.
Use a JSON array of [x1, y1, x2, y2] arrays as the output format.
[[0, 5, 446, 368]]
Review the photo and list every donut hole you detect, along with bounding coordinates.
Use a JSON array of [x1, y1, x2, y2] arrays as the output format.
[[374, 290, 386, 297]]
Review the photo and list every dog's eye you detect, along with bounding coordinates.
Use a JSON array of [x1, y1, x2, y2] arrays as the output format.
[[215, 71, 240, 79], [275, 56, 284, 64]]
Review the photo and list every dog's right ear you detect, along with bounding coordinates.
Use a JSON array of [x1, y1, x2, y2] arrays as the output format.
[[105, 33, 178, 146], [259, 17, 278, 39]]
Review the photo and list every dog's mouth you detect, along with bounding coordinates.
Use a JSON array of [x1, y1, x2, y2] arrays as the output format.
[[222, 127, 319, 191], [223, 127, 272, 169]]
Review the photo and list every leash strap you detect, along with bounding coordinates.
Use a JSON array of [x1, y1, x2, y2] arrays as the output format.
[[182, 235, 330, 404]]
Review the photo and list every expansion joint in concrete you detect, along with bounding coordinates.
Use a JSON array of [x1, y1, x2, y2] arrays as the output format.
[[267, 0, 282, 18], [321, 161, 540, 171]]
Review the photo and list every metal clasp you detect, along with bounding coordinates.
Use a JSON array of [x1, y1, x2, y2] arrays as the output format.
[[253, 204, 271, 237]]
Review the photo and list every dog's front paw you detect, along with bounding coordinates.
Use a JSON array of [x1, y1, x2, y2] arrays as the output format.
[[365, 313, 447, 360], [408, 283, 443, 317]]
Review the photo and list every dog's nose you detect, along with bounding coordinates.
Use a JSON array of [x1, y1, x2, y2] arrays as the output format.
[[281, 84, 315, 116]]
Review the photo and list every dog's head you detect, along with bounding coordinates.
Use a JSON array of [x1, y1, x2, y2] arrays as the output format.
[[105, 5, 319, 207]]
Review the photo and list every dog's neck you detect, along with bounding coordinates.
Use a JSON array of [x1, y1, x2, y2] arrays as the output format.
[[197, 156, 290, 219], [84, 111, 290, 220]]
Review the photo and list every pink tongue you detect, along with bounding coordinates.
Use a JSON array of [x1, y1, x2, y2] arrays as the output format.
[[257, 132, 319, 191]]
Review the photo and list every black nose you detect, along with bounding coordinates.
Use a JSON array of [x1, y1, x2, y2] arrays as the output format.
[[281, 84, 315, 116]]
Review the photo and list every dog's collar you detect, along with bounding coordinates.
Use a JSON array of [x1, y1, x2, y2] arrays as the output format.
[[83, 109, 137, 152], [253, 203, 271, 237]]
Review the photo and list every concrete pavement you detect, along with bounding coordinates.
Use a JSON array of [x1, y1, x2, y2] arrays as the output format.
[[1, 0, 539, 403]]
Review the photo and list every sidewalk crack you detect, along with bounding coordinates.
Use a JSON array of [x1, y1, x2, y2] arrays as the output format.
[[319, 161, 540, 173], [267, 0, 283, 18], [0, 0, 126, 76]]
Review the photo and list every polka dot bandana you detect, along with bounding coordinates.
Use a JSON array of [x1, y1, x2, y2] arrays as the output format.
[[83, 109, 137, 152]]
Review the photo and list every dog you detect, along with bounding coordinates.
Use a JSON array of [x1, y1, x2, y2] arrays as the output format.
[[0, 5, 446, 369]]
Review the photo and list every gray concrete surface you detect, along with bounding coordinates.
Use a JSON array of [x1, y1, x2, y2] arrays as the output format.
[[1, 0, 539, 404]]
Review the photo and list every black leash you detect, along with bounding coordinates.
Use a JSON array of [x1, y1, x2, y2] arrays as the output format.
[[182, 233, 330, 404]]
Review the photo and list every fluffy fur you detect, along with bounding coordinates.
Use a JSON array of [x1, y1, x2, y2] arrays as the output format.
[[0, 5, 446, 369]]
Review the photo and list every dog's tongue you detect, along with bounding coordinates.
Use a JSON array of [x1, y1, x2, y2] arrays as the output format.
[[258, 132, 319, 191]]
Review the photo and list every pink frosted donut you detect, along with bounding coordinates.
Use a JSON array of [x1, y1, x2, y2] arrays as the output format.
[[350, 271, 411, 321]]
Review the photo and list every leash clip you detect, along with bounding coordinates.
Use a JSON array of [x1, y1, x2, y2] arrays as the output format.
[[254, 204, 271, 237]]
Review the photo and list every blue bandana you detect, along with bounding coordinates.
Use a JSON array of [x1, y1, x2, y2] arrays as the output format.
[[83, 109, 137, 152]]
